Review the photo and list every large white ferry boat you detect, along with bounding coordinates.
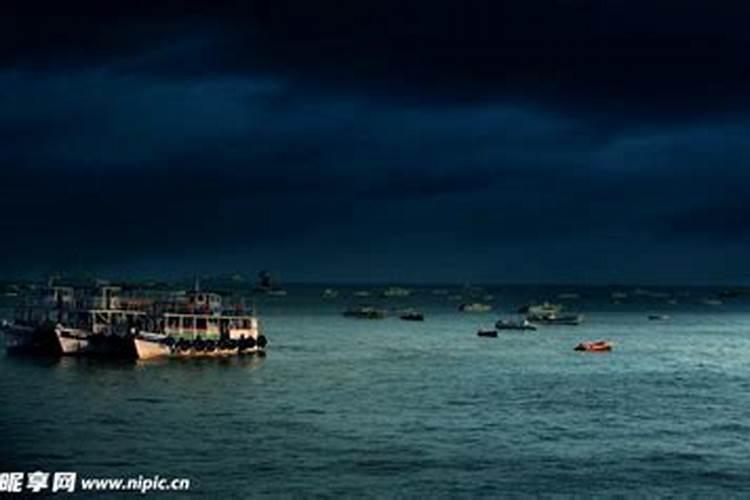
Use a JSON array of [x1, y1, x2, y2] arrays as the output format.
[[132, 288, 266, 360]]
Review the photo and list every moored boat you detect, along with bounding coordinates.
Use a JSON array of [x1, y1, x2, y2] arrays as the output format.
[[537, 313, 584, 325], [495, 318, 537, 331], [522, 302, 583, 325], [343, 306, 386, 319], [3, 284, 76, 355], [133, 289, 266, 360], [648, 314, 670, 321], [381, 287, 412, 298], [459, 302, 492, 313], [574, 340, 612, 352], [399, 310, 424, 321], [477, 329, 498, 338], [54, 324, 90, 355]]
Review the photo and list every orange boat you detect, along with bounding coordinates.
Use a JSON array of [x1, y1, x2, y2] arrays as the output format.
[[574, 340, 612, 352]]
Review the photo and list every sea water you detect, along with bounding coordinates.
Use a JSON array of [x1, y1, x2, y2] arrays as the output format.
[[2, 285, 750, 497]]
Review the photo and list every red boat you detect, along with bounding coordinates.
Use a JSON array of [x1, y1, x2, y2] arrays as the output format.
[[574, 340, 612, 352]]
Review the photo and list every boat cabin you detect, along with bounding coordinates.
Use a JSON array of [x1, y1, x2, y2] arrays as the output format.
[[163, 313, 257, 340], [71, 309, 148, 335]]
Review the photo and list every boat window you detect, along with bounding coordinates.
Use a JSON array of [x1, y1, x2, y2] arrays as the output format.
[[196, 318, 207, 329], [243, 319, 253, 329], [167, 317, 179, 329], [183, 316, 194, 330]]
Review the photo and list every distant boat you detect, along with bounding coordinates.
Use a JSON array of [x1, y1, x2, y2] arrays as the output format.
[[519, 302, 562, 317], [399, 311, 424, 321], [477, 329, 498, 338], [353, 290, 371, 298], [495, 318, 537, 331], [322, 289, 339, 299], [537, 314, 584, 326], [459, 303, 492, 313], [342, 306, 386, 319], [381, 287, 412, 298], [254, 270, 286, 296], [522, 302, 582, 325], [648, 314, 670, 321], [574, 340, 612, 352]]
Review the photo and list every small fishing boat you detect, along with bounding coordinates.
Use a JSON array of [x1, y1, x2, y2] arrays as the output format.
[[537, 313, 584, 325], [321, 288, 339, 299], [648, 314, 670, 321], [459, 302, 492, 313], [495, 318, 537, 331], [574, 341, 612, 352], [399, 311, 424, 321], [477, 329, 498, 338], [342, 306, 386, 319]]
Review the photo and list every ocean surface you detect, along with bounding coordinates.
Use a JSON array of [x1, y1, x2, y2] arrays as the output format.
[[2, 285, 750, 498]]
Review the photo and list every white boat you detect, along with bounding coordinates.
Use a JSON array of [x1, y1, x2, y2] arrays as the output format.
[[133, 289, 266, 360], [55, 324, 90, 355], [521, 302, 562, 318], [495, 318, 537, 331], [381, 287, 411, 298], [522, 302, 583, 325], [458, 302, 492, 313]]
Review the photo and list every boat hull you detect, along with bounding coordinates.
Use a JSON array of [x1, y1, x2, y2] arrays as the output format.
[[134, 335, 267, 360], [55, 326, 90, 355], [85, 334, 139, 359], [3, 322, 61, 355]]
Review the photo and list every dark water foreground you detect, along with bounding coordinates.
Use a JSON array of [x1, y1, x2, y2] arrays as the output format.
[[2, 287, 750, 497]]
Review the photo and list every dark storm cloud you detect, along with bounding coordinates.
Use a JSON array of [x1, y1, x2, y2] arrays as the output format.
[[4, 1, 750, 116], [2, 1, 750, 282]]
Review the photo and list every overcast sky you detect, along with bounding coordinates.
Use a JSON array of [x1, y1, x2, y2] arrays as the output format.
[[2, 1, 750, 284]]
